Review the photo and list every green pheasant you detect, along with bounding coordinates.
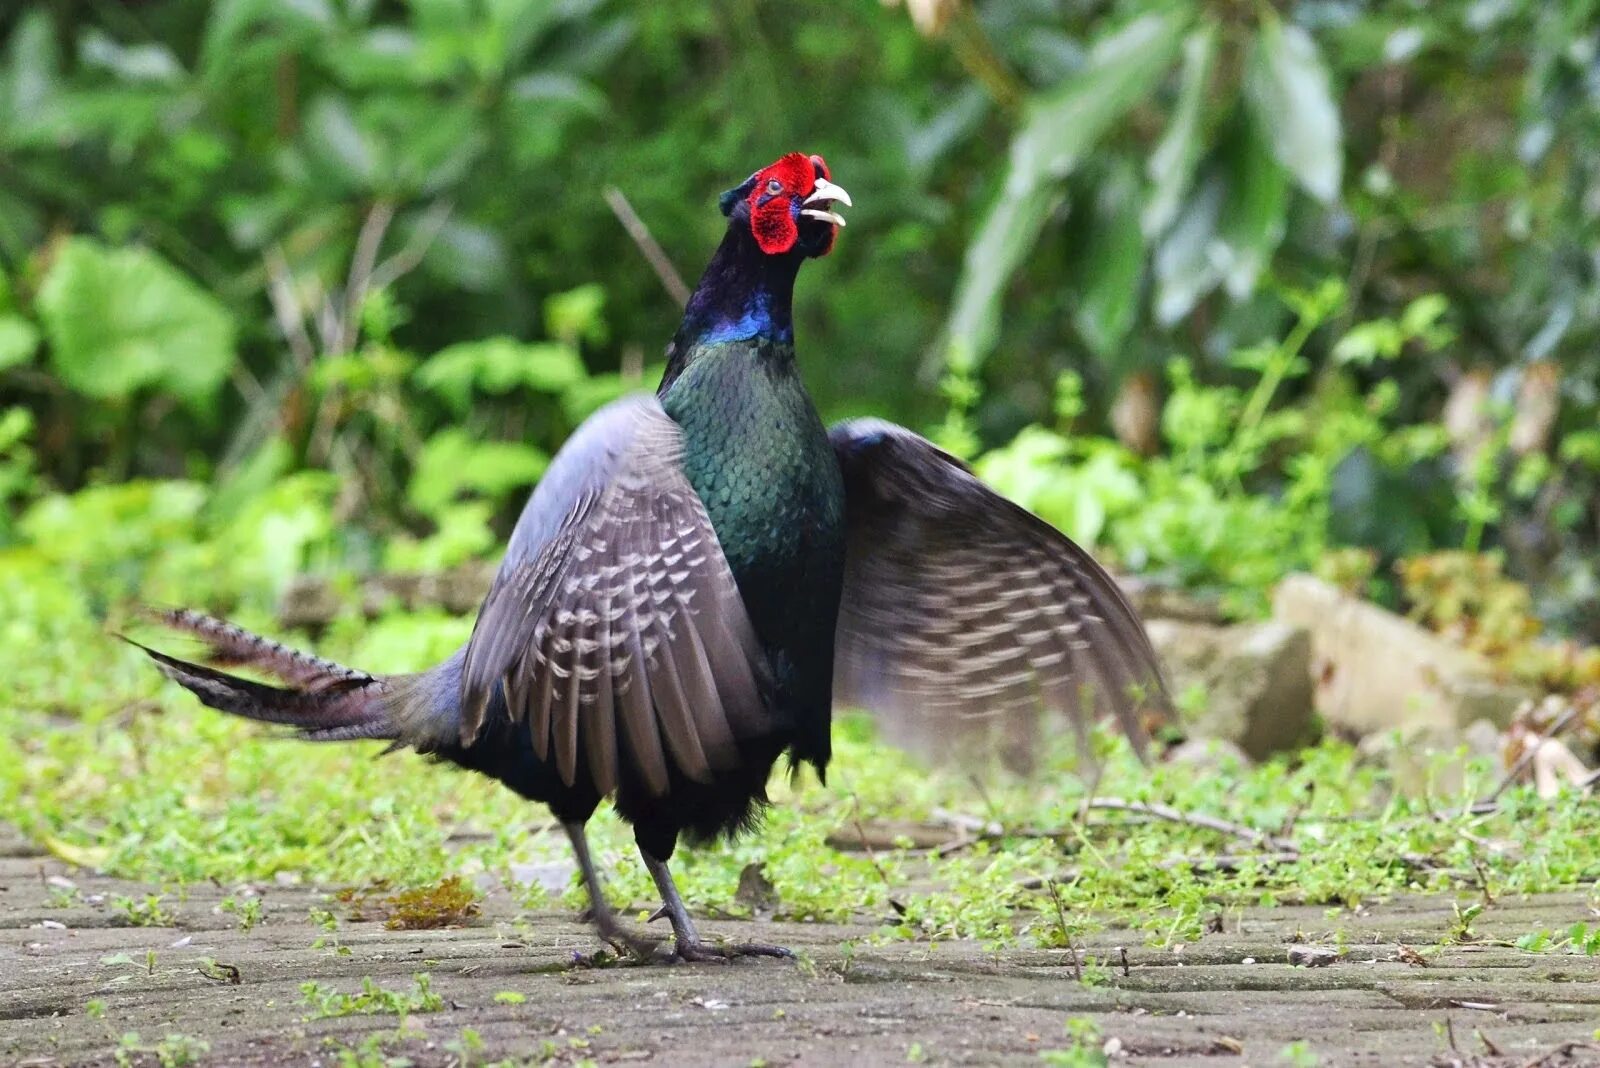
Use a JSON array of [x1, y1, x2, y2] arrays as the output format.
[[137, 151, 1169, 962]]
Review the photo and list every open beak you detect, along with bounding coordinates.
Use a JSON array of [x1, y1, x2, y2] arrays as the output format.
[[801, 178, 852, 227]]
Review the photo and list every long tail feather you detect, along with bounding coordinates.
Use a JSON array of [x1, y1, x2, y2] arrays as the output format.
[[144, 607, 370, 690], [127, 614, 399, 742]]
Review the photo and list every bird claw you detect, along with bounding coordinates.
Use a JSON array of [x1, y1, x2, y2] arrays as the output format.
[[608, 933, 664, 961], [591, 920, 663, 962], [663, 940, 795, 964]]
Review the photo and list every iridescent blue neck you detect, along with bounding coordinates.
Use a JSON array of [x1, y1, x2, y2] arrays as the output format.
[[674, 227, 801, 349], [695, 287, 792, 345]]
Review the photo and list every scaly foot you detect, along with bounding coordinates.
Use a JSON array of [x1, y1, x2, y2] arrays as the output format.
[[662, 939, 794, 964]]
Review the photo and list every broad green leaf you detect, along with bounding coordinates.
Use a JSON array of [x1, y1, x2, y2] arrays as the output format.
[[560, 370, 652, 425], [544, 284, 608, 345], [508, 72, 607, 116], [1246, 15, 1342, 203], [0, 316, 40, 371], [0, 406, 34, 450], [206, 436, 293, 524], [489, 0, 578, 74], [303, 95, 378, 190], [945, 10, 1189, 369], [1215, 113, 1288, 298], [1152, 111, 1288, 322], [424, 220, 510, 292], [1, 13, 57, 125], [383, 500, 496, 572], [1333, 321, 1402, 365], [1152, 172, 1224, 326], [203, 0, 334, 63], [410, 0, 474, 36], [977, 429, 1142, 547], [36, 239, 235, 404], [1145, 22, 1219, 238], [415, 338, 585, 412], [1069, 162, 1145, 359], [944, 185, 1059, 373], [338, 28, 419, 88], [1399, 294, 1450, 339], [408, 429, 548, 517], [79, 31, 184, 84], [904, 85, 990, 183], [1008, 11, 1188, 182]]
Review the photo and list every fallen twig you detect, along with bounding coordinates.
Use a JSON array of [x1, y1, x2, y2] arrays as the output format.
[[1158, 851, 1302, 872], [849, 798, 905, 917], [1084, 798, 1295, 852], [1477, 703, 1584, 809], [1520, 1042, 1600, 1068], [1017, 870, 1079, 891]]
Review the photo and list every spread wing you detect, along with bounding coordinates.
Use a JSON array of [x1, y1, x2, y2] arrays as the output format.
[[459, 396, 771, 798], [830, 419, 1171, 763]]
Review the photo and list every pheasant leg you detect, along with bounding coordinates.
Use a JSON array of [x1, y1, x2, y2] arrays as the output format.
[[563, 822, 660, 959], [641, 850, 792, 962]]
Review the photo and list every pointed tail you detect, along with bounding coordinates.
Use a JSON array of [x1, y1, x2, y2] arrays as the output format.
[[129, 608, 400, 742]]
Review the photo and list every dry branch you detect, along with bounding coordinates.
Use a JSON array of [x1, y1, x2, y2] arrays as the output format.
[[604, 186, 690, 308]]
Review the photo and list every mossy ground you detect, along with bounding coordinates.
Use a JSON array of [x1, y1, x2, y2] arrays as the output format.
[[4, 525, 1600, 1064], [6, 631, 1598, 952], [4, 822, 1599, 1067]]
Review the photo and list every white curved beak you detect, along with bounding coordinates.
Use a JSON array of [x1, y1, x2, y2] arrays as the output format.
[[801, 178, 852, 227]]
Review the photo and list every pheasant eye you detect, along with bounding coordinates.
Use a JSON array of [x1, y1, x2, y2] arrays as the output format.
[[765, 178, 783, 195]]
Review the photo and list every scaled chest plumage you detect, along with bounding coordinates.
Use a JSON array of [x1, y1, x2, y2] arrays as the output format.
[[660, 340, 847, 712]]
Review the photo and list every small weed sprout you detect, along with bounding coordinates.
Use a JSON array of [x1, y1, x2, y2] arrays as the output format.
[[113, 1032, 210, 1068], [1279, 1040, 1320, 1067], [111, 894, 173, 927], [220, 895, 263, 931], [299, 974, 444, 1021], [1039, 1017, 1107, 1067]]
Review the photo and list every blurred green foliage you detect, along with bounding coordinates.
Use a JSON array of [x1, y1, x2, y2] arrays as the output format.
[[3, 2, 1600, 953], [2, 0, 1600, 634]]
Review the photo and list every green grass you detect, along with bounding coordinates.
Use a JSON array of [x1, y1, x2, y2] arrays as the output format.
[[3, 513, 1599, 949], [299, 974, 443, 1020]]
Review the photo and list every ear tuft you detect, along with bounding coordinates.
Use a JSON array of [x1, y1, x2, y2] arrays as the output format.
[[720, 172, 758, 217]]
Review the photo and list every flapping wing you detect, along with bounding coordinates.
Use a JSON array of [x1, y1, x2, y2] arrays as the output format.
[[830, 419, 1171, 761], [459, 396, 771, 797]]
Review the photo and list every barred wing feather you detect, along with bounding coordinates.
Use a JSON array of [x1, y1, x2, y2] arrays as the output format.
[[829, 419, 1170, 762], [459, 397, 770, 797]]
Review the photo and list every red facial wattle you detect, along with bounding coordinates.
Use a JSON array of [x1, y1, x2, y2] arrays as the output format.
[[745, 152, 846, 256]]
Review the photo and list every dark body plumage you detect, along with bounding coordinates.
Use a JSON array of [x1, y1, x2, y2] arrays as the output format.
[[137, 153, 1169, 961], [653, 336, 846, 832]]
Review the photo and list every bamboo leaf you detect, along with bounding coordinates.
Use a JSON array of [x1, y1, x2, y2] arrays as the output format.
[[1246, 15, 1342, 203], [1144, 22, 1219, 238], [945, 10, 1189, 369], [1215, 113, 1289, 298], [1152, 171, 1224, 326], [1070, 162, 1146, 359]]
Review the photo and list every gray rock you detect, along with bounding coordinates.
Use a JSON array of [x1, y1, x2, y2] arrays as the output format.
[[1288, 946, 1340, 968], [1357, 720, 1505, 797], [1120, 576, 1226, 625], [1272, 574, 1533, 739], [1147, 619, 1315, 760], [1165, 737, 1255, 770]]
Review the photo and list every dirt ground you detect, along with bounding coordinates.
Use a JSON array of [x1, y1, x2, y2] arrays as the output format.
[[2, 826, 1598, 1068]]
